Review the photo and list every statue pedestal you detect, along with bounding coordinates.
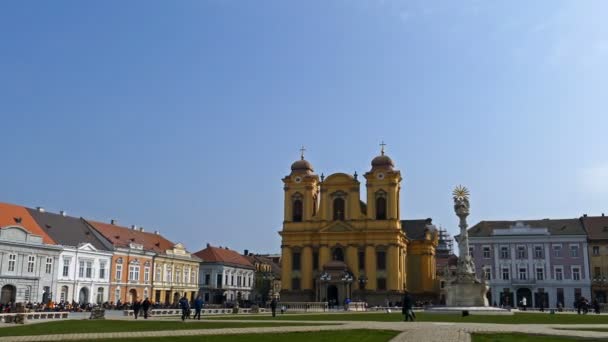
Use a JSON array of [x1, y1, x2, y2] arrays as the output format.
[[445, 280, 488, 307]]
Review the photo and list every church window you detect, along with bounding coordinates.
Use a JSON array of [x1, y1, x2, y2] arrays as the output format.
[[292, 252, 301, 271], [358, 250, 365, 270], [332, 247, 344, 262], [376, 251, 386, 270], [292, 277, 301, 290], [313, 251, 319, 271], [312, 194, 318, 216], [375, 191, 387, 220], [377, 278, 386, 290], [333, 198, 345, 220], [292, 199, 303, 222]]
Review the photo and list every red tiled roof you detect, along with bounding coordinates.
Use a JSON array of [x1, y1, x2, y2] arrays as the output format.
[[0, 202, 56, 245], [194, 245, 254, 269], [86, 220, 175, 253], [581, 216, 608, 240]]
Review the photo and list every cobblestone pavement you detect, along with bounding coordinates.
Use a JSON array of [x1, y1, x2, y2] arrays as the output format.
[[2, 319, 608, 342]]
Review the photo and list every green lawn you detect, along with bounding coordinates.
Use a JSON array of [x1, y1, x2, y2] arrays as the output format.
[[473, 333, 607, 341], [207, 312, 608, 324], [75, 330, 399, 342], [0, 320, 332, 337]]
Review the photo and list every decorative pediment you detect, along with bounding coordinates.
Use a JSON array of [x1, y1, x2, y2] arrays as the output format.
[[77, 242, 98, 252], [320, 221, 354, 233]]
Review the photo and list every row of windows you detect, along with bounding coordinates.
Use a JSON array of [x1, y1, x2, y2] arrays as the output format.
[[61, 259, 107, 279], [471, 245, 580, 259], [291, 192, 388, 222], [487, 266, 583, 281], [153, 266, 197, 284], [291, 277, 388, 290], [6, 254, 54, 274], [292, 248, 387, 272]]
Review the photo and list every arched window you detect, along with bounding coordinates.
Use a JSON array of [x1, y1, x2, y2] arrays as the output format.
[[332, 247, 344, 261], [293, 199, 303, 222], [333, 198, 345, 221], [312, 194, 318, 216], [376, 197, 387, 220], [375, 190, 387, 220]]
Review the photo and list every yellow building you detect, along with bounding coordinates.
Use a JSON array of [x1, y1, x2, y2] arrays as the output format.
[[152, 243, 201, 304], [279, 148, 438, 305], [582, 215, 608, 303]]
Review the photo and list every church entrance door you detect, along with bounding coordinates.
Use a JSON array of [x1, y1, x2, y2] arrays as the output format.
[[327, 285, 338, 307]]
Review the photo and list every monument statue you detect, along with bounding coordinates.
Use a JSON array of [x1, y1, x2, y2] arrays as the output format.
[[444, 185, 489, 307]]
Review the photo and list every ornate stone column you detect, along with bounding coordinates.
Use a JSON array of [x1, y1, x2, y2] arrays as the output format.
[[281, 246, 292, 290], [387, 245, 399, 290], [346, 245, 359, 279], [301, 246, 313, 290], [365, 245, 377, 290], [319, 245, 330, 269]]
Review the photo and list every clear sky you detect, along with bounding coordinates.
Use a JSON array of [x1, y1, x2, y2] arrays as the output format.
[[1, 1, 607, 254]]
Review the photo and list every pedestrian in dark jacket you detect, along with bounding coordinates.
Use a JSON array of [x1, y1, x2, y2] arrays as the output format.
[[193, 296, 204, 320], [142, 298, 151, 319], [270, 298, 277, 317], [132, 300, 141, 319], [179, 296, 190, 321], [402, 292, 415, 322]]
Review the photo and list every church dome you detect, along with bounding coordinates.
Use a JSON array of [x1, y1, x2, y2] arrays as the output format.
[[371, 154, 394, 170], [291, 159, 314, 173]]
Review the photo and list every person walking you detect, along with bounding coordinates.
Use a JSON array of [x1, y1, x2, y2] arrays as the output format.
[[179, 296, 190, 321], [132, 299, 141, 320], [593, 299, 600, 314], [142, 297, 151, 319], [270, 298, 277, 317], [193, 296, 204, 320], [402, 292, 415, 322]]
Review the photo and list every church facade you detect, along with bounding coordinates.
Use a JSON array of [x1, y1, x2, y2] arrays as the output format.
[[279, 148, 439, 305]]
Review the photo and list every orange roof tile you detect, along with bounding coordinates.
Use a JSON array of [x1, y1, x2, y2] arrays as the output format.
[[0, 202, 56, 245], [194, 245, 254, 269], [86, 220, 175, 253]]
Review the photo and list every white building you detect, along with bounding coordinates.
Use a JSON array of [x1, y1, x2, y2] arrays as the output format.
[[0, 226, 62, 305], [194, 244, 255, 304], [55, 243, 113, 304], [27, 208, 114, 305]]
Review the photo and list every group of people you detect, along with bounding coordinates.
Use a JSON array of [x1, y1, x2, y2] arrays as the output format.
[[575, 297, 601, 315]]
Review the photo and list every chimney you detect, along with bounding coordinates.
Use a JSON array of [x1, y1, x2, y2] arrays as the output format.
[[131, 225, 137, 230], [36, 207, 45, 213], [139, 227, 144, 232], [206, 243, 210, 248], [584, 214, 588, 217], [60, 210, 66, 216], [244, 249, 249, 256], [111, 219, 117, 225], [603, 213, 605, 217], [154, 230, 159, 235]]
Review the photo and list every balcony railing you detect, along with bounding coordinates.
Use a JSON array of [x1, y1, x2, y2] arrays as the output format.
[[511, 278, 536, 285]]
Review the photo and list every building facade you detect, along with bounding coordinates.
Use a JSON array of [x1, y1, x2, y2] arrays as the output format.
[[87, 221, 156, 304], [279, 150, 438, 305], [27, 208, 113, 305], [195, 244, 255, 305], [468, 219, 591, 309], [580, 215, 608, 303], [0, 203, 62, 305], [244, 251, 282, 302], [152, 243, 201, 304]]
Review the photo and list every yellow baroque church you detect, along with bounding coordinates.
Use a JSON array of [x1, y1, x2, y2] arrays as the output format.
[[279, 147, 439, 305]]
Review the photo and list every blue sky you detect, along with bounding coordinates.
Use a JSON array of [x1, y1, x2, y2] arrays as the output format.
[[1, 1, 607, 254]]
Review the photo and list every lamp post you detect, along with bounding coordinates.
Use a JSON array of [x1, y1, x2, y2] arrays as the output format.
[[342, 273, 353, 308], [320, 272, 331, 303], [593, 276, 607, 303]]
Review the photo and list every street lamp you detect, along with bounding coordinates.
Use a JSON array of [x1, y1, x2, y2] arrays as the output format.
[[342, 272, 353, 303], [320, 272, 331, 303], [593, 276, 607, 303]]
